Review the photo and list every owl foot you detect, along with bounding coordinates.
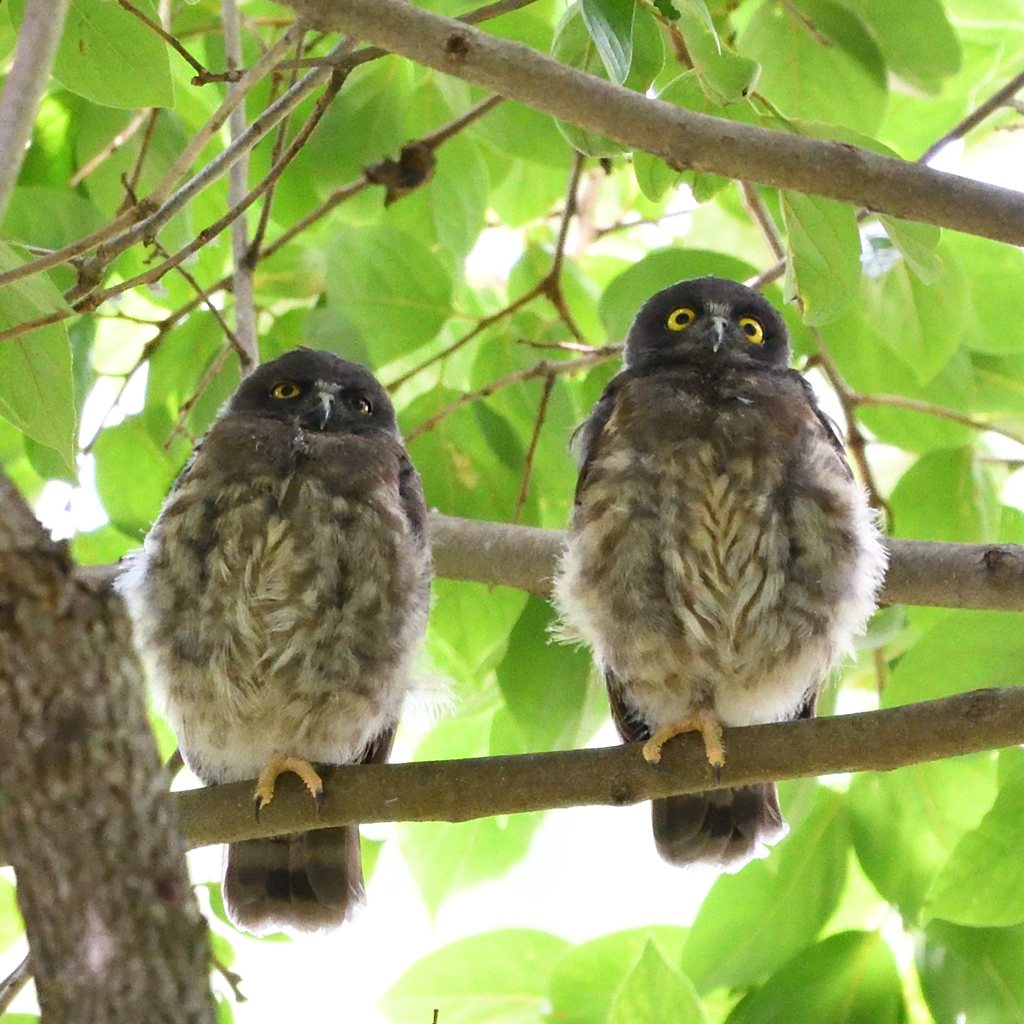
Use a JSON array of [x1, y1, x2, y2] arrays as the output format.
[[642, 711, 725, 772], [254, 755, 325, 821]]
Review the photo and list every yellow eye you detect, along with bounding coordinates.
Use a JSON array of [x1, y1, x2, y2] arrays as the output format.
[[348, 395, 372, 415], [271, 381, 302, 399], [739, 317, 764, 345], [666, 307, 696, 331]]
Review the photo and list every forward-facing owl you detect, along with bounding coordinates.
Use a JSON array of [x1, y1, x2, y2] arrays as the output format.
[[554, 278, 886, 869], [118, 348, 430, 934]]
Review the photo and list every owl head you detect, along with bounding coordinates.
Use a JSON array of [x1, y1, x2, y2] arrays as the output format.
[[226, 348, 398, 435], [623, 277, 791, 371]]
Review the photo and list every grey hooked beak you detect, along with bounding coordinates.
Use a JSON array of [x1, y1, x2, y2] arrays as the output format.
[[708, 316, 727, 352], [311, 389, 335, 430]]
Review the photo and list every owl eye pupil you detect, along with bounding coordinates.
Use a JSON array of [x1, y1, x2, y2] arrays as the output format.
[[349, 395, 372, 415], [271, 381, 302, 399], [666, 307, 696, 331], [739, 317, 764, 345]]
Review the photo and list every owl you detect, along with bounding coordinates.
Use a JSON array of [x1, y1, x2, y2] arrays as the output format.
[[118, 348, 431, 934], [554, 278, 886, 869]]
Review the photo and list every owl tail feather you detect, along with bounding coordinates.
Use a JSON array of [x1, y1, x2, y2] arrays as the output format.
[[652, 784, 788, 871], [222, 825, 363, 937]]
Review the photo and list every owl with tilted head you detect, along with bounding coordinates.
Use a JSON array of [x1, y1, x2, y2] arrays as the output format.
[[118, 348, 431, 935], [554, 277, 886, 869]]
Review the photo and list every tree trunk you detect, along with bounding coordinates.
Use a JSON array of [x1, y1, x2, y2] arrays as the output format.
[[0, 471, 213, 1024]]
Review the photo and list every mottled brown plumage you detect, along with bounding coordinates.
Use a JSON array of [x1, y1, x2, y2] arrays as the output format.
[[118, 349, 430, 934], [554, 278, 885, 869]]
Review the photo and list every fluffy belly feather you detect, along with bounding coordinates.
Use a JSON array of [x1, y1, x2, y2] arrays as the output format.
[[555, 437, 871, 728]]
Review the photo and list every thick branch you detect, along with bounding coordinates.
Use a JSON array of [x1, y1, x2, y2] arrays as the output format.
[[281, 0, 1024, 245], [176, 687, 1024, 848], [427, 514, 1024, 611], [77, 513, 1024, 611]]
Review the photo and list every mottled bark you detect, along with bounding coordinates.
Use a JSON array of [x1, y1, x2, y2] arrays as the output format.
[[0, 472, 213, 1024]]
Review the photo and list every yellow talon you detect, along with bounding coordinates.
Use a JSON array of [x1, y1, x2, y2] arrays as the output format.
[[254, 754, 324, 818], [642, 710, 725, 769]]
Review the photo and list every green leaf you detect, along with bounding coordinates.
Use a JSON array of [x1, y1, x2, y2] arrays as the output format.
[[681, 786, 848, 992], [673, 4, 759, 105], [551, 3, 663, 156], [739, 0, 887, 135], [0, 242, 76, 472], [548, 927, 689, 1024], [954, 234, 1024, 355], [822, 307, 975, 453], [0, 876, 24, 956], [579, 0, 635, 84], [840, 0, 961, 92], [609, 941, 707, 1024], [781, 192, 861, 325], [326, 225, 453, 365], [877, 217, 942, 284], [496, 595, 594, 751], [9, 0, 173, 109], [1, 185, 106, 251], [926, 750, 1024, 927], [397, 707, 543, 913], [599, 249, 759, 341], [848, 754, 998, 924], [725, 930, 905, 1024], [884, 610, 1024, 707], [634, 74, 760, 202], [426, 580, 528, 687], [889, 448, 999, 544], [381, 929, 571, 1024], [865, 244, 968, 384], [918, 919, 1024, 1024], [92, 417, 184, 538]]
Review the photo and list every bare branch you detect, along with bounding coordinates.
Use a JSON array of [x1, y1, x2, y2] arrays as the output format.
[[283, 0, 1024, 245], [173, 688, 1024, 849], [423, 514, 1024, 612], [222, 0, 259, 375], [0, 0, 72, 219]]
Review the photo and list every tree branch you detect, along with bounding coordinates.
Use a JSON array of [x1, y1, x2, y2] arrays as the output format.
[[281, 0, 1024, 245], [76, 512, 1024, 612], [0, 0, 71, 220], [175, 688, 1024, 849], [425, 514, 1024, 611]]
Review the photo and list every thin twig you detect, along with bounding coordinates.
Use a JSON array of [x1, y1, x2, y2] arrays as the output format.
[[119, 109, 160, 213], [513, 373, 556, 523], [0, 955, 31, 1015], [748, 64, 1024, 291], [854, 393, 1024, 447], [75, 69, 348, 311], [222, 0, 259, 375], [919, 65, 1024, 164], [116, 0, 208, 77], [739, 180, 785, 261], [68, 108, 152, 189], [406, 350, 616, 441]]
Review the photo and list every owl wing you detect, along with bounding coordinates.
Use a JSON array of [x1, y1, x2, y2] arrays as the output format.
[[795, 374, 853, 481], [568, 375, 624, 503], [398, 452, 428, 542], [604, 667, 652, 745]]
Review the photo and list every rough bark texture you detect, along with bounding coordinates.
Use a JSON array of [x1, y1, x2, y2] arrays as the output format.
[[0, 472, 213, 1024]]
